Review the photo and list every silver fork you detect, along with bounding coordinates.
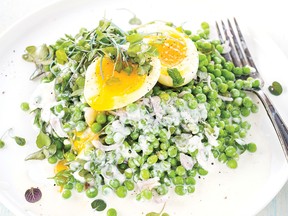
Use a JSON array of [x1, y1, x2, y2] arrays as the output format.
[[216, 18, 288, 161]]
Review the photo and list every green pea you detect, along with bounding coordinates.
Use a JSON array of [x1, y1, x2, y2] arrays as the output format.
[[242, 66, 251, 75], [168, 170, 176, 178], [185, 176, 196, 185], [124, 180, 134, 191], [147, 155, 158, 165], [96, 112, 107, 124], [64, 183, 74, 190], [213, 68, 222, 77], [201, 22, 210, 30], [86, 186, 98, 198], [64, 152, 75, 162], [187, 169, 197, 177], [109, 179, 120, 189], [176, 166, 186, 176], [72, 109, 82, 122], [55, 150, 64, 159], [235, 79, 244, 89], [227, 159, 238, 169], [247, 143, 257, 153], [208, 90, 218, 100], [218, 83, 228, 93], [141, 189, 153, 200], [240, 107, 250, 117], [115, 186, 127, 198], [225, 124, 235, 134], [107, 208, 117, 216], [48, 155, 58, 164], [191, 34, 201, 42], [167, 146, 178, 158], [197, 167, 208, 176], [172, 176, 184, 185], [140, 169, 150, 180], [75, 182, 84, 192], [218, 153, 227, 163], [243, 97, 253, 108], [55, 140, 63, 150], [251, 104, 259, 113], [159, 92, 170, 101], [227, 80, 235, 90], [175, 185, 186, 196], [76, 121, 86, 132], [188, 99, 198, 109], [160, 142, 170, 150], [62, 190, 72, 199], [187, 185, 195, 194], [84, 173, 94, 182], [196, 93, 207, 103], [130, 130, 139, 140], [105, 136, 114, 145], [230, 89, 240, 98], [225, 146, 237, 157], [224, 62, 234, 71], [216, 44, 224, 53], [20, 102, 30, 111], [252, 79, 260, 88], [124, 168, 133, 179], [233, 67, 243, 76], [91, 122, 102, 133]]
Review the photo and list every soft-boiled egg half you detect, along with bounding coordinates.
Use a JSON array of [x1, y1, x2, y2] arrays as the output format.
[[137, 22, 199, 87], [84, 56, 161, 111]]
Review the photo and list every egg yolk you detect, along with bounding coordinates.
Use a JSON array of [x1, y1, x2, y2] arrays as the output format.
[[88, 57, 147, 111], [149, 32, 187, 70], [54, 160, 69, 174], [73, 128, 98, 153]]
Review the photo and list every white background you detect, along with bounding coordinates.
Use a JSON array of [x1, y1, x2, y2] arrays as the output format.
[[0, 0, 287, 215]]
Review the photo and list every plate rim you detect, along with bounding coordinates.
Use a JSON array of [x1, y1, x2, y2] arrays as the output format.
[[0, 0, 288, 215]]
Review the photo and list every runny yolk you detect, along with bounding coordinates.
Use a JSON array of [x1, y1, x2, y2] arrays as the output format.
[[150, 32, 187, 68], [54, 160, 69, 174], [73, 129, 98, 153], [90, 57, 147, 111]]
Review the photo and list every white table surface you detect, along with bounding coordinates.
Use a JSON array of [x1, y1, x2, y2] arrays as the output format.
[[0, 0, 287, 216]]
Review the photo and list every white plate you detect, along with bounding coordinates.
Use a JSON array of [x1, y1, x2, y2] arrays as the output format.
[[0, 0, 288, 216]]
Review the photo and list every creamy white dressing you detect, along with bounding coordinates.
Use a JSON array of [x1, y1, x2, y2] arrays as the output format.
[[29, 80, 68, 137]]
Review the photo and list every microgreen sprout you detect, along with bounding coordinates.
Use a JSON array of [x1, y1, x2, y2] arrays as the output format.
[[0, 129, 11, 149], [146, 203, 169, 216], [268, 81, 283, 96], [25, 187, 42, 203], [118, 8, 142, 25], [0, 128, 26, 148], [91, 199, 107, 211]]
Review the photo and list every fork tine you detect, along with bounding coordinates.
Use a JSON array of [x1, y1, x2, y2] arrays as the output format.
[[220, 20, 241, 67], [215, 22, 232, 62], [233, 18, 257, 70], [215, 22, 224, 44], [227, 19, 248, 66]]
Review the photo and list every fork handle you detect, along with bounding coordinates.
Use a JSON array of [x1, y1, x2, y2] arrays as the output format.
[[254, 89, 288, 161]]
